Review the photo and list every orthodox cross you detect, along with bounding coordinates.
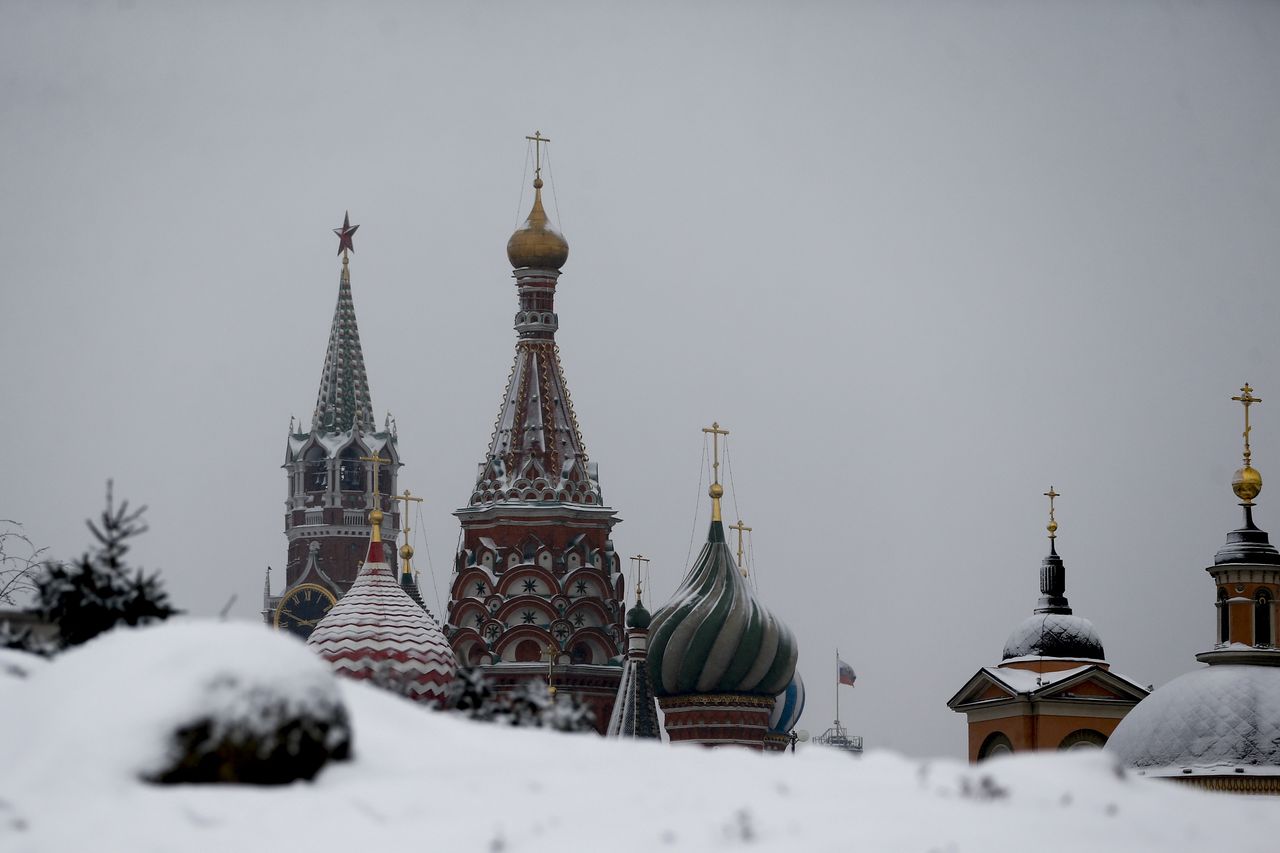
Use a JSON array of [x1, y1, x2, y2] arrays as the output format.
[[702, 421, 730, 521], [1232, 383, 1262, 467], [359, 453, 390, 501], [629, 553, 650, 601], [334, 210, 359, 260], [393, 489, 423, 575], [393, 489, 423, 537], [526, 130, 550, 181], [1044, 487, 1060, 540], [729, 520, 752, 577]]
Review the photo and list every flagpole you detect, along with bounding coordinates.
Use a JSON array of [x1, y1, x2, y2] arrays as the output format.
[[835, 647, 840, 725]]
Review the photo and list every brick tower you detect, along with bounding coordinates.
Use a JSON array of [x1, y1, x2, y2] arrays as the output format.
[[445, 137, 625, 730], [265, 214, 401, 639]]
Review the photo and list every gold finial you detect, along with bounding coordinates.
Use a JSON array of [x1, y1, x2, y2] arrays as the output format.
[[393, 489, 424, 577], [729, 519, 752, 577], [1231, 383, 1263, 505], [359, 453, 390, 541], [629, 554, 650, 603], [526, 130, 550, 185], [1043, 487, 1060, 540], [702, 422, 730, 522]]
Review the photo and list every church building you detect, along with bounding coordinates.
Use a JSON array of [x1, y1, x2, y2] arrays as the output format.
[[264, 214, 403, 639], [948, 489, 1148, 761], [1107, 385, 1280, 793], [444, 137, 626, 730]]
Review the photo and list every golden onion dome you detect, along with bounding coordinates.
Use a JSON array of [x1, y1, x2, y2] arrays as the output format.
[[1233, 465, 1263, 504], [506, 178, 569, 270]]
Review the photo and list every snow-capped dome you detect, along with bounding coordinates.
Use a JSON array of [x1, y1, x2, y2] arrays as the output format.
[[1106, 665, 1280, 775], [308, 521, 457, 705], [769, 671, 806, 735], [1002, 613, 1105, 661], [647, 518, 797, 698]]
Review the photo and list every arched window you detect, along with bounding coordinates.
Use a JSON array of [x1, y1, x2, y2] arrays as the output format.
[[571, 642, 592, 665], [304, 446, 328, 492], [1058, 729, 1107, 750], [1255, 589, 1273, 647], [515, 639, 542, 663], [1218, 587, 1230, 644], [977, 732, 1013, 761], [339, 446, 364, 491]]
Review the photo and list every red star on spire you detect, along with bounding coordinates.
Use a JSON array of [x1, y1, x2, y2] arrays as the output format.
[[334, 211, 359, 256]]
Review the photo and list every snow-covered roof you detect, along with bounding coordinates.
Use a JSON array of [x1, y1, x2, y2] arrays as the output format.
[[1002, 613, 1104, 661], [307, 538, 457, 704], [1106, 664, 1280, 776], [310, 259, 376, 435]]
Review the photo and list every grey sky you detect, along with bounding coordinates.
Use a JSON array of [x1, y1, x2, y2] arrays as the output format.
[[2, 1, 1278, 759]]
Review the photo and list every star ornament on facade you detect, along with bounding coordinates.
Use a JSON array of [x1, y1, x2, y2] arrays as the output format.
[[334, 211, 359, 257]]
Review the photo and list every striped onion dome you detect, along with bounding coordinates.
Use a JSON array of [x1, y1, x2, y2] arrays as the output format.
[[648, 519, 798, 698], [769, 671, 806, 735], [308, 519, 457, 704]]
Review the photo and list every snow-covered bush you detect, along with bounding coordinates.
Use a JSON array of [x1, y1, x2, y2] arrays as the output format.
[[447, 666, 596, 732], [0, 621, 352, 786]]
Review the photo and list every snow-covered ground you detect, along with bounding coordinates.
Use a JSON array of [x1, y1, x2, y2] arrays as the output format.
[[2, 622, 1277, 852]]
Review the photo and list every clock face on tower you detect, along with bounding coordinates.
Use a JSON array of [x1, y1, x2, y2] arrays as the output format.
[[274, 583, 338, 639]]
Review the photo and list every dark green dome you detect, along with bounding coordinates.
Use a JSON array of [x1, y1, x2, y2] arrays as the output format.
[[626, 600, 652, 630], [646, 520, 797, 698]]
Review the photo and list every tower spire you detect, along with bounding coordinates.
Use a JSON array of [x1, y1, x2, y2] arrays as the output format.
[[313, 213, 374, 434]]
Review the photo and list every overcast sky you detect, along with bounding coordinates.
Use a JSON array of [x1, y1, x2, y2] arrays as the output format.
[[3, 1, 1279, 759]]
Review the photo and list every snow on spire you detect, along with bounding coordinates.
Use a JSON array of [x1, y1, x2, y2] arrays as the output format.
[[311, 216, 375, 434]]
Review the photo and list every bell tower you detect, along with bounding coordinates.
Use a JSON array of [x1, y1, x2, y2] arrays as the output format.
[[266, 214, 401, 638], [446, 136, 625, 730]]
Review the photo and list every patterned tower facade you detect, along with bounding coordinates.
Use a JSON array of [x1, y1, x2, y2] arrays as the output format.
[[446, 165, 625, 731], [267, 226, 401, 635]]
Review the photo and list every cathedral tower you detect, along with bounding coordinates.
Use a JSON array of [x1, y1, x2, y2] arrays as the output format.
[[446, 137, 625, 730], [267, 214, 401, 639]]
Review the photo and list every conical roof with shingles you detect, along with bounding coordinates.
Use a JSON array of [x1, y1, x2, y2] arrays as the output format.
[[606, 600, 660, 739], [307, 535, 457, 704], [312, 258, 374, 434]]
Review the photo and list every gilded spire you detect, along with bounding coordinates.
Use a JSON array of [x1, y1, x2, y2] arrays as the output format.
[[1231, 383, 1263, 506], [706, 422, 727, 522]]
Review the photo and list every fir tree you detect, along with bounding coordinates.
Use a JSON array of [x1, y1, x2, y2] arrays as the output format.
[[33, 482, 179, 650]]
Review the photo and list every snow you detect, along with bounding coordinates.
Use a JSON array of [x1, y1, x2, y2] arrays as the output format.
[[2, 621, 1279, 852]]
